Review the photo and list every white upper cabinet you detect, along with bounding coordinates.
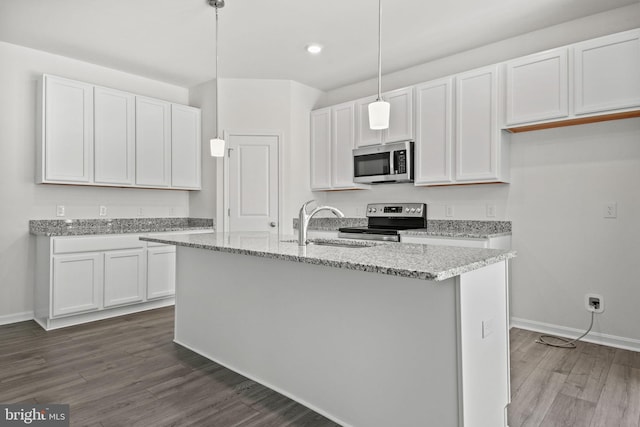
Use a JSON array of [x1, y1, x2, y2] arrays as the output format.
[[94, 87, 135, 185], [384, 87, 414, 143], [332, 102, 357, 188], [574, 29, 640, 115], [505, 48, 569, 126], [456, 65, 507, 183], [355, 88, 414, 147], [39, 75, 93, 183], [37, 74, 201, 190], [135, 97, 171, 187], [414, 78, 454, 185], [171, 104, 202, 189], [355, 95, 383, 147], [310, 107, 332, 190], [311, 104, 368, 191]]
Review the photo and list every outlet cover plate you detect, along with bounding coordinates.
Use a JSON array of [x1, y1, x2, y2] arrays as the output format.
[[604, 202, 617, 218], [585, 293, 605, 313]]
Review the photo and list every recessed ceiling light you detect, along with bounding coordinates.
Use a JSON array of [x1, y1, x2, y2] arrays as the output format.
[[306, 44, 323, 54]]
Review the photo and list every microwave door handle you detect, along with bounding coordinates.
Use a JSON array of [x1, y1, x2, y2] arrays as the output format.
[[389, 151, 395, 175]]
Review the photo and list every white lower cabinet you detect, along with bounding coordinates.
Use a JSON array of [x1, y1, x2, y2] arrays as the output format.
[[52, 253, 102, 317], [34, 232, 193, 330], [104, 249, 146, 307], [147, 245, 176, 299]]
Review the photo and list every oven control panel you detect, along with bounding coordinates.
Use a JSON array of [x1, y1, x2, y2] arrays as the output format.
[[366, 203, 427, 218]]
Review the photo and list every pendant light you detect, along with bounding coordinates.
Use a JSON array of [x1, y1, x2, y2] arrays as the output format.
[[368, 0, 390, 130], [209, 0, 225, 157]]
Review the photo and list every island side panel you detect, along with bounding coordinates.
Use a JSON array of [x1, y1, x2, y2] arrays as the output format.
[[457, 260, 509, 427], [174, 246, 460, 427]]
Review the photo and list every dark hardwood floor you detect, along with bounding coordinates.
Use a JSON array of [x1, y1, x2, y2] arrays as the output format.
[[1, 308, 639, 426]]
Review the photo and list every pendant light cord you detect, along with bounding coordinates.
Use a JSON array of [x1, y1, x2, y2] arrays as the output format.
[[376, 0, 382, 101], [215, 5, 220, 139]]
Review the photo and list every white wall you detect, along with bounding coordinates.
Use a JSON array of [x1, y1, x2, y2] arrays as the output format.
[[318, 5, 640, 345], [508, 119, 640, 343], [0, 41, 190, 321], [189, 78, 324, 234], [188, 79, 218, 221]]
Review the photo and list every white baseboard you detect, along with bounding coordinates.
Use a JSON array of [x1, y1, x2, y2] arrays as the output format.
[[510, 317, 640, 352], [0, 311, 34, 326]]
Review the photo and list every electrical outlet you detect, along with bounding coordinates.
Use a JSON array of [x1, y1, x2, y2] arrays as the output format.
[[585, 293, 605, 313], [355, 207, 364, 217], [99, 206, 107, 217], [445, 205, 454, 218], [169, 207, 175, 216], [56, 205, 65, 217], [486, 204, 496, 218], [137, 207, 144, 216], [603, 202, 617, 218]]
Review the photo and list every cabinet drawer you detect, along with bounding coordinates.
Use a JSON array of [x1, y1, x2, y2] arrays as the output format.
[[53, 235, 145, 254]]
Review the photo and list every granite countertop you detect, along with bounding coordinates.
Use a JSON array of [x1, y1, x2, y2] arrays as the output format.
[[140, 232, 516, 282], [29, 217, 214, 237], [293, 218, 512, 239]]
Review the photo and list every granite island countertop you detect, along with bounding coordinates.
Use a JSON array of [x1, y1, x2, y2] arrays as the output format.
[[29, 217, 214, 236], [140, 232, 516, 282]]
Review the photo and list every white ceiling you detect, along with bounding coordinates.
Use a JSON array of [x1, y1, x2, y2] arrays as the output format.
[[0, 0, 637, 91]]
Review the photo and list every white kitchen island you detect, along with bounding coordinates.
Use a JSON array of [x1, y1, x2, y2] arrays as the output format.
[[140, 232, 516, 427]]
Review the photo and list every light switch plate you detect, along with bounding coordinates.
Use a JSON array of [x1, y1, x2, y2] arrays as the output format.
[[99, 206, 107, 217]]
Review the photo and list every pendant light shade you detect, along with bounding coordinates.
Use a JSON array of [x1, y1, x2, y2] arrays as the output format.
[[210, 138, 225, 157], [209, 0, 225, 157], [368, 100, 390, 130], [369, 0, 389, 130]]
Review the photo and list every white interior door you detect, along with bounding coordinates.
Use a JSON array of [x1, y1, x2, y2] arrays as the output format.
[[226, 132, 280, 233]]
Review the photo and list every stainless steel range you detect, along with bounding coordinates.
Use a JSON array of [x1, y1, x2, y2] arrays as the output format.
[[338, 203, 427, 242]]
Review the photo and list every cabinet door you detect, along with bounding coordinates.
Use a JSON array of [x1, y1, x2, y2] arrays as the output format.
[[383, 87, 414, 143], [505, 49, 569, 125], [455, 66, 500, 182], [171, 104, 201, 189], [355, 96, 383, 147], [310, 108, 332, 190], [52, 253, 102, 317], [42, 75, 93, 183], [136, 97, 171, 187], [94, 87, 135, 185], [104, 249, 145, 307], [414, 78, 454, 185], [332, 102, 357, 188], [574, 29, 640, 115], [147, 246, 176, 299]]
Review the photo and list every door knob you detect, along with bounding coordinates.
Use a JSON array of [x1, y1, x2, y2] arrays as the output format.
[[269, 221, 277, 228]]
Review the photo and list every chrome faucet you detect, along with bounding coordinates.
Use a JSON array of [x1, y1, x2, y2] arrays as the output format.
[[298, 200, 345, 246]]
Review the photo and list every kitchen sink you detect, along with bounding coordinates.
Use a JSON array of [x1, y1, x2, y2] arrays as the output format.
[[281, 238, 377, 248]]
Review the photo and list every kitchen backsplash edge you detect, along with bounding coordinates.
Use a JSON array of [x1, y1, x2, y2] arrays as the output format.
[[30, 217, 215, 236]]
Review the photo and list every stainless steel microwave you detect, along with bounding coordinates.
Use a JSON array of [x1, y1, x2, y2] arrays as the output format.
[[353, 141, 414, 184]]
